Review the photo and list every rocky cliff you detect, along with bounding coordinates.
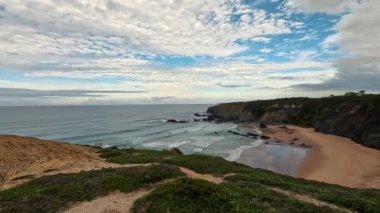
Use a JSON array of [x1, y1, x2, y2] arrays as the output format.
[[207, 94, 380, 149]]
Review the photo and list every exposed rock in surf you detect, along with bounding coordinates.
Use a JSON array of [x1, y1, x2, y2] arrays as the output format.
[[228, 130, 257, 139], [260, 135, 270, 140], [166, 119, 188, 123], [247, 132, 260, 137], [260, 121, 267, 128], [194, 113, 208, 117]]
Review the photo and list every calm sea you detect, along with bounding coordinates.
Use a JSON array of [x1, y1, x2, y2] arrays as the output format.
[[0, 105, 307, 175]]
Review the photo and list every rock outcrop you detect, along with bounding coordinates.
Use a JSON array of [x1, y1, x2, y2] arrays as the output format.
[[207, 95, 380, 149]]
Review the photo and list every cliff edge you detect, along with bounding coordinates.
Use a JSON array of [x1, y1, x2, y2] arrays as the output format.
[[207, 94, 380, 149]]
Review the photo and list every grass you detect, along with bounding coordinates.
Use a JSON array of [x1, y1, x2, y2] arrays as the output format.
[[133, 178, 336, 213], [0, 164, 183, 213], [100, 147, 380, 212], [226, 173, 380, 212], [1, 147, 379, 212], [100, 148, 253, 175], [133, 178, 234, 213]]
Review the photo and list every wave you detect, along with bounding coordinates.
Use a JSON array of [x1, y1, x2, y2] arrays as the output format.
[[226, 139, 263, 161], [142, 140, 190, 149], [185, 127, 204, 133], [101, 144, 113, 148], [56, 128, 141, 141]]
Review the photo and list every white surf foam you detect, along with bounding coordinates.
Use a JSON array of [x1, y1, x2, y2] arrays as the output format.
[[186, 127, 203, 133], [168, 140, 191, 148], [226, 139, 263, 161], [142, 140, 190, 149]]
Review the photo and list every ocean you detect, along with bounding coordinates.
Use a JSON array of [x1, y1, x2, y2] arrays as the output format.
[[0, 105, 307, 175]]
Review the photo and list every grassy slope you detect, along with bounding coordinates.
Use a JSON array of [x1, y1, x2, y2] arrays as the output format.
[[101, 148, 380, 213], [1, 148, 379, 213], [133, 178, 333, 213], [0, 164, 183, 213]]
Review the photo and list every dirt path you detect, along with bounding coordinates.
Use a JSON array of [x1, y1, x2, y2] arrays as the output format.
[[179, 167, 224, 184], [65, 167, 224, 213], [65, 189, 153, 213], [267, 186, 352, 213]]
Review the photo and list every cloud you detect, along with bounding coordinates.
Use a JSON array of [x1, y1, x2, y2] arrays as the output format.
[[250, 37, 271, 43], [2, 0, 377, 106], [260, 48, 273, 54], [216, 83, 251, 88], [293, 0, 380, 91], [150, 96, 176, 102], [0, 88, 146, 98], [320, 34, 340, 52], [0, 0, 294, 58], [286, 0, 356, 14], [291, 50, 319, 61]]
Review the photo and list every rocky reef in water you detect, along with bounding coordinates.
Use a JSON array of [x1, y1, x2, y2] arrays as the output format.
[[207, 93, 380, 149]]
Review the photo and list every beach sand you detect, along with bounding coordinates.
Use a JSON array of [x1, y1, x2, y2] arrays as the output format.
[[263, 125, 380, 189]]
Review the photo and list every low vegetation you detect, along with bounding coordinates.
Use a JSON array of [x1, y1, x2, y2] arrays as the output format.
[[100, 148, 380, 212], [99, 148, 252, 174], [0, 164, 183, 213], [133, 178, 333, 213], [1, 147, 379, 212]]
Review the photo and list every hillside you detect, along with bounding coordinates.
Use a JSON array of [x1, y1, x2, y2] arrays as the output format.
[[0, 136, 379, 212], [207, 93, 380, 149]]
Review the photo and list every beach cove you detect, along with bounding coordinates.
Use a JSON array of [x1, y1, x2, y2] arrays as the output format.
[[238, 124, 380, 189]]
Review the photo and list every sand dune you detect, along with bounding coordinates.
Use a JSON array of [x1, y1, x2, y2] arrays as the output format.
[[0, 135, 120, 190]]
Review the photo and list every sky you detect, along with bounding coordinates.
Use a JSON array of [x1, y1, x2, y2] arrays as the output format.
[[0, 0, 379, 106]]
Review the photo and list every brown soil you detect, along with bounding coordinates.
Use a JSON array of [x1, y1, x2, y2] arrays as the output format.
[[0, 135, 122, 190]]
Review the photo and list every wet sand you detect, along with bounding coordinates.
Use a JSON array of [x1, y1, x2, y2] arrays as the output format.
[[237, 143, 309, 176], [263, 125, 380, 189]]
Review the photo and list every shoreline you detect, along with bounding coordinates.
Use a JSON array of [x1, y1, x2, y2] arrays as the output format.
[[262, 124, 380, 189]]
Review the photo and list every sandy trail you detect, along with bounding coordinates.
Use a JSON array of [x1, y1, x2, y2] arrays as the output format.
[[179, 167, 224, 184], [65, 167, 224, 213], [267, 186, 352, 213], [65, 189, 153, 213], [265, 125, 380, 189]]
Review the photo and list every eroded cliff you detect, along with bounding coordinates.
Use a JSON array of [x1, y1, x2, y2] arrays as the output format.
[[207, 94, 380, 149]]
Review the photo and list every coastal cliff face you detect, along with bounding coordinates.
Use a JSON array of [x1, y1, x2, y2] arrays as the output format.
[[207, 95, 380, 149]]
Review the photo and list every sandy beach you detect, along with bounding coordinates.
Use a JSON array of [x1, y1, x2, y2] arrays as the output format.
[[263, 125, 380, 189]]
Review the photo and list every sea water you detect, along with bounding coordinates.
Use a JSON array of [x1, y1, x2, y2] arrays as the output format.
[[0, 105, 307, 175]]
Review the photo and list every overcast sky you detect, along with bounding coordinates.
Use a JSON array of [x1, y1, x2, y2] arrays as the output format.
[[0, 0, 379, 106]]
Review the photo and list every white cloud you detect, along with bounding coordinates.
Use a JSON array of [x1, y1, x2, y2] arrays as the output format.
[[0, 0, 294, 57], [295, 0, 380, 91], [286, 0, 356, 14], [287, 50, 319, 62], [2, 0, 377, 105], [320, 34, 340, 52], [260, 48, 273, 53], [251, 37, 271, 43]]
